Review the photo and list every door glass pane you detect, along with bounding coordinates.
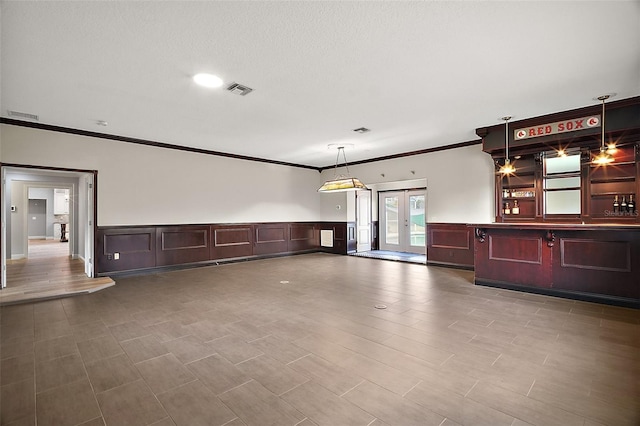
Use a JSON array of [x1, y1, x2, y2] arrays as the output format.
[[385, 196, 399, 245], [409, 195, 425, 247]]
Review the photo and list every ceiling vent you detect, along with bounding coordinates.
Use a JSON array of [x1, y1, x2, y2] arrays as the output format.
[[226, 83, 253, 96], [8, 110, 39, 121]]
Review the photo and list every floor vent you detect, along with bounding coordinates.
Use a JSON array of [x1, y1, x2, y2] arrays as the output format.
[[226, 83, 253, 96], [7, 110, 39, 121]]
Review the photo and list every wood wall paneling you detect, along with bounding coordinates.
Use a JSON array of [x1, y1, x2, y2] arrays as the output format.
[[317, 222, 348, 254], [426, 223, 474, 268], [560, 239, 631, 272], [474, 225, 640, 305], [553, 232, 640, 299], [488, 235, 542, 264], [156, 226, 210, 266], [97, 227, 156, 273], [211, 225, 254, 260], [347, 222, 357, 253], [254, 223, 289, 255], [288, 223, 317, 252], [474, 228, 552, 289]]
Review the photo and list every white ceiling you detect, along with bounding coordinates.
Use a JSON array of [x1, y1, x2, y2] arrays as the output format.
[[2, 1, 639, 168]]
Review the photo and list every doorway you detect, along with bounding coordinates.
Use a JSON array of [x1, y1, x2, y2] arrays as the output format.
[[378, 189, 426, 254], [1, 166, 96, 291]]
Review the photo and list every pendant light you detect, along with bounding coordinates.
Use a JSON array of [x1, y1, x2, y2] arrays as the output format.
[[592, 95, 614, 165], [499, 116, 516, 175], [318, 146, 368, 192]]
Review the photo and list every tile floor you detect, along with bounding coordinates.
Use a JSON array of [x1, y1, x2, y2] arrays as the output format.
[[0, 253, 638, 426]]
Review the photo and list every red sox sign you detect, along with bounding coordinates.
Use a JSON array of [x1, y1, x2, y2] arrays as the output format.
[[514, 115, 600, 140]]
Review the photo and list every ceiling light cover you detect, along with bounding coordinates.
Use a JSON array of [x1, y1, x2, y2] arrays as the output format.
[[193, 73, 224, 88], [318, 177, 368, 192], [318, 146, 368, 193]]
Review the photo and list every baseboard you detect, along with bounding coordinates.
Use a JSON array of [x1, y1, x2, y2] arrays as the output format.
[[11, 254, 26, 260], [426, 260, 474, 271], [97, 249, 324, 278], [475, 278, 640, 309]]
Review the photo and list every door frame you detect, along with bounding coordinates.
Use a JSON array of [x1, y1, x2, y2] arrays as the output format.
[[1, 163, 98, 288], [23, 182, 75, 258], [378, 188, 426, 254], [356, 190, 372, 252]]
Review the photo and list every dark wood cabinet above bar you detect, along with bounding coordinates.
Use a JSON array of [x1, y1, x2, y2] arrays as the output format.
[[477, 96, 640, 224]]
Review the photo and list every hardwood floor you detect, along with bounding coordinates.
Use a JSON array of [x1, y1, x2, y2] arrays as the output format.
[[0, 253, 637, 425], [1, 239, 114, 306]]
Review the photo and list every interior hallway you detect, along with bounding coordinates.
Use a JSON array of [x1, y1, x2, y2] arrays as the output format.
[[0, 253, 637, 425], [1, 239, 114, 306]]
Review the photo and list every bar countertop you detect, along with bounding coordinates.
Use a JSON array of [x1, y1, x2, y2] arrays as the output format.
[[467, 222, 640, 231]]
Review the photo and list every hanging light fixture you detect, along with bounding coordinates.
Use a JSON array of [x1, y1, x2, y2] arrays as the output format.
[[318, 146, 368, 192], [592, 94, 614, 165], [499, 116, 516, 175]]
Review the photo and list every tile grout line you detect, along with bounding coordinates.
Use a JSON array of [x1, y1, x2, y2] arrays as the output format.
[[440, 353, 455, 366], [491, 353, 503, 366], [401, 379, 423, 397], [278, 378, 310, 397], [216, 378, 254, 397], [247, 334, 272, 343], [234, 353, 264, 366], [526, 379, 536, 396], [340, 379, 365, 397], [293, 417, 309, 426], [286, 353, 311, 366], [220, 417, 241, 426], [464, 379, 479, 397]]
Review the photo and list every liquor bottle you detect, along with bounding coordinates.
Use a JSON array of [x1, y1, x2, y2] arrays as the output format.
[[613, 195, 619, 213], [504, 202, 511, 215], [629, 195, 635, 213], [512, 200, 520, 215], [621, 196, 627, 213], [503, 188, 509, 198]]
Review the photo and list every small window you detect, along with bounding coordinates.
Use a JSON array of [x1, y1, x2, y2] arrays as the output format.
[[544, 153, 581, 215]]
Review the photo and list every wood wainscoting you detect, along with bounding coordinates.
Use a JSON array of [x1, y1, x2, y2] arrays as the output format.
[[97, 222, 349, 275], [426, 223, 474, 269], [472, 223, 640, 308]]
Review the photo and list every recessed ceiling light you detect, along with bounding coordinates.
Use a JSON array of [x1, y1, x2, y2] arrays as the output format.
[[353, 127, 370, 134], [193, 73, 224, 88]]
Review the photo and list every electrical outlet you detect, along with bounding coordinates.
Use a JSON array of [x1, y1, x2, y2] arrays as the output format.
[[114, 253, 120, 260]]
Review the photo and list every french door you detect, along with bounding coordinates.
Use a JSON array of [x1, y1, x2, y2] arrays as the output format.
[[379, 189, 426, 254]]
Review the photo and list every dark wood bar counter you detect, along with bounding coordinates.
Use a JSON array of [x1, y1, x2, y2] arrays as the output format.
[[470, 223, 640, 308]]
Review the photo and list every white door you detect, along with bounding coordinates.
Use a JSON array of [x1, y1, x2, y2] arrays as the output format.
[[356, 190, 372, 252], [1, 167, 6, 288], [379, 189, 426, 254], [84, 175, 94, 277]]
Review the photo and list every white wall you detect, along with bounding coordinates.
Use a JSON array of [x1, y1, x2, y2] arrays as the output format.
[[1, 124, 324, 226], [2, 124, 495, 230], [319, 144, 495, 224]]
